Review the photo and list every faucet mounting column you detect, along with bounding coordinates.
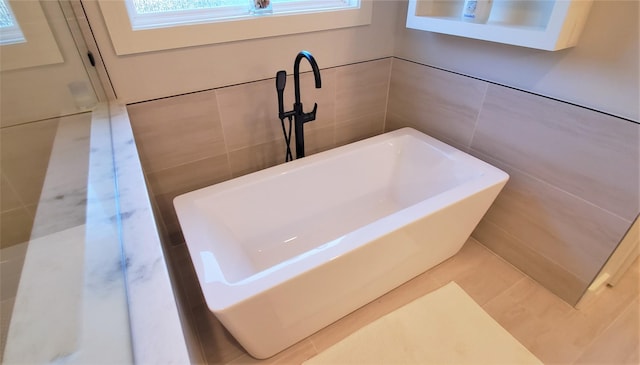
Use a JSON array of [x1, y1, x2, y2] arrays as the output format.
[[275, 51, 322, 160]]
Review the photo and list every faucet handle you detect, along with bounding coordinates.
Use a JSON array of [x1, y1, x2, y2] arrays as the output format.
[[304, 103, 318, 123]]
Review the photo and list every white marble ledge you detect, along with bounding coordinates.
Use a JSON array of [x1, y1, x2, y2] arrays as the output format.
[[109, 103, 191, 364], [4, 107, 132, 364], [4, 104, 188, 364]]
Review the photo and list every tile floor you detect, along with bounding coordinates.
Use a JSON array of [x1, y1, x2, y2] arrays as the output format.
[[171, 238, 639, 364]]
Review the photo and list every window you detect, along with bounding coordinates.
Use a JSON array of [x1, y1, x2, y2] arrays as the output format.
[[0, 0, 25, 45], [0, 1, 63, 71], [98, 0, 372, 55], [125, 0, 360, 30]]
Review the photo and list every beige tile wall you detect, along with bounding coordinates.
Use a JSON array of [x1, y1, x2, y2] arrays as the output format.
[[128, 58, 393, 245], [0, 119, 59, 249], [128, 56, 637, 305], [386, 58, 639, 305]]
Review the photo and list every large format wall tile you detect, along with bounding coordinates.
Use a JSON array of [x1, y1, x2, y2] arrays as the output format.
[[129, 59, 393, 246], [146, 156, 231, 197], [471, 85, 640, 221], [473, 151, 631, 285], [1, 174, 22, 213], [0, 209, 34, 249], [0, 119, 59, 207], [151, 154, 234, 243], [387, 58, 487, 149], [386, 60, 638, 305], [128, 90, 230, 244], [127, 90, 226, 173], [473, 219, 587, 304], [228, 139, 291, 178], [217, 69, 337, 157], [0, 118, 59, 249], [335, 59, 390, 123], [335, 59, 390, 145], [216, 78, 287, 152], [335, 114, 385, 147]]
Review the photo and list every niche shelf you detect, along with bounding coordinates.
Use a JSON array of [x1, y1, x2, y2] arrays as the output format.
[[406, 0, 593, 51]]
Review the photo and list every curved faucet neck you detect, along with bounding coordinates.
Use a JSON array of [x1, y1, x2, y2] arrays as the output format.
[[293, 51, 322, 107]]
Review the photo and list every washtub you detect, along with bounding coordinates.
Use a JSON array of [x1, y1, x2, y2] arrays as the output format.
[[174, 127, 508, 359]]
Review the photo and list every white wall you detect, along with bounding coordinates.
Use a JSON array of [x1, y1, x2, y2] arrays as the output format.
[[394, 0, 639, 121], [82, 1, 402, 104]]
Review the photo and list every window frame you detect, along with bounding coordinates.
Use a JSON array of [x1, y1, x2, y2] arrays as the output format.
[[98, 0, 372, 55]]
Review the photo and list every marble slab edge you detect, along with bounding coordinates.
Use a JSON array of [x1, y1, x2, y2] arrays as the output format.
[[109, 103, 191, 364]]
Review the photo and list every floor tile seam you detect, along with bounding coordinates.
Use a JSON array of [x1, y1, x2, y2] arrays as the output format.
[[574, 294, 640, 361], [485, 277, 576, 324], [477, 211, 614, 291], [472, 237, 546, 285], [475, 276, 557, 362], [478, 275, 528, 312], [428, 257, 491, 286], [304, 337, 321, 362]]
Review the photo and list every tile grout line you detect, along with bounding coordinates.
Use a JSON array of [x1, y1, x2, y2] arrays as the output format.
[[479, 276, 527, 311], [382, 58, 394, 133], [467, 82, 490, 150], [470, 146, 635, 225], [212, 89, 234, 183], [474, 218, 588, 303]]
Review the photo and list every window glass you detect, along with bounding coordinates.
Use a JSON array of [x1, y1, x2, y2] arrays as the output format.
[[99, 0, 372, 55], [0, 0, 25, 45], [132, 0, 247, 14], [125, 0, 358, 30]]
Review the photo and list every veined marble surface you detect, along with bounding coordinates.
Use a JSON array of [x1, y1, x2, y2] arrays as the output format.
[[4, 104, 188, 363], [3, 107, 132, 363], [110, 103, 190, 364]]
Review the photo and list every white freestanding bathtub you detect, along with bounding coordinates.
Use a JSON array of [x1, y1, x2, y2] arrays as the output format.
[[174, 127, 508, 359]]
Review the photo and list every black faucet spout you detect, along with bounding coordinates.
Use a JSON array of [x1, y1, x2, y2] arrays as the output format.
[[294, 50, 322, 106], [291, 50, 321, 159]]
